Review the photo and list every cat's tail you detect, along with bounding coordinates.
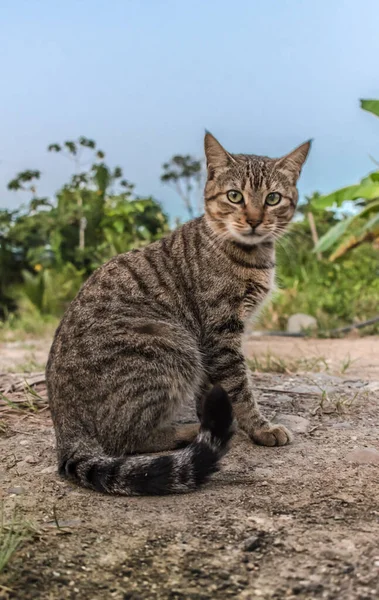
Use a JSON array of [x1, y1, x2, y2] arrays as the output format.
[[58, 385, 234, 496]]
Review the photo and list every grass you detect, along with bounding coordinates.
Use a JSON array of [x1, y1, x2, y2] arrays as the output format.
[[312, 387, 364, 415], [0, 313, 58, 342], [248, 352, 329, 374], [339, 354, 358, 374], [0, 384, 48, 415], [6, 358, 46, 374], [0, 505, 37, 574], [248, 349, 359, 376]]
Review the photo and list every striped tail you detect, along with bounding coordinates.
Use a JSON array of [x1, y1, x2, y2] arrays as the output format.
[[58, 385, 234, 496]]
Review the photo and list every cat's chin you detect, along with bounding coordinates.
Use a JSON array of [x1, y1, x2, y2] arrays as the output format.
[[228, 228, 272, 247]]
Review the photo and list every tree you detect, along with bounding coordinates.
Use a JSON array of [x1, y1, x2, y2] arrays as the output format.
[[313, 100, 379, 260], [2, 136, 170, 320], [161, 154, 204, 218], [0, 209, 20, 316], [95, 195, 169, 265], [48, 136, 131, 255]]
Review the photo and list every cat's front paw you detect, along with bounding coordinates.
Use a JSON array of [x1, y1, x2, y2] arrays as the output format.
[[250, 423, 293, 447]]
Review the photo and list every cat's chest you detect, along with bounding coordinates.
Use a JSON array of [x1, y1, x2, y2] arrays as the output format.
[[241, 268, 275, 316]]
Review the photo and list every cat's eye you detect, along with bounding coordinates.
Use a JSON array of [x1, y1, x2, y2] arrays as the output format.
[[265, 192, 282, 206], [227, 190, 244, 204]]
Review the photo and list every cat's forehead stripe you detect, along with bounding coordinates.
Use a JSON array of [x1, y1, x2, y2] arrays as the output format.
[[212, 154, 292, 192]]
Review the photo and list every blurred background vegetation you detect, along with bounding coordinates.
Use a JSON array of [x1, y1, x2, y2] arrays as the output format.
[[1, 100, 378, 339]]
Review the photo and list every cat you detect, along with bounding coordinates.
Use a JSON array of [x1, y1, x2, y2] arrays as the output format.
[[46, 132, 311, 495]]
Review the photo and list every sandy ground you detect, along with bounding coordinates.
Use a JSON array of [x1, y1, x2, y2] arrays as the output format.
[[0, 336, 379, 599], [1, 335, 378, 380], [244, 335, 379, 381]]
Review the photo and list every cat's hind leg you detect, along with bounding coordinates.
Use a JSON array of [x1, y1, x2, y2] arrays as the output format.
[[134, 423, 200, 453]]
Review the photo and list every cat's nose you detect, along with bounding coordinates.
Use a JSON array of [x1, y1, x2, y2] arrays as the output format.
[[246, 219, 262, 232]]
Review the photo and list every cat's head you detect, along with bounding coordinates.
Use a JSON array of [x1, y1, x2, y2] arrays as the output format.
[[204, 133, 311, 246]]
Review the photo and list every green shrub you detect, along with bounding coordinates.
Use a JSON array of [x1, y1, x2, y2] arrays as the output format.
[[259, 220, 379, 331], [11, 263, 84, 318]]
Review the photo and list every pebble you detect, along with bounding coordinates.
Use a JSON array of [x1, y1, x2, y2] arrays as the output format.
[[273, 414, 310, 434], [40, 465, 56, 474], [7, 487, 25, 495], [345, 448, 379, 465], [332, 422, 353, 430], [287, 313, 317, 333], [242, 535, 263, 552], [19, 440, 30, 446], [24, 455, 38, 464], [364, 381, 379, 392]]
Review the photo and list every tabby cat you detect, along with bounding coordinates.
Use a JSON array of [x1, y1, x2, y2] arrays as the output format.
[[46, 132, 311, 495]]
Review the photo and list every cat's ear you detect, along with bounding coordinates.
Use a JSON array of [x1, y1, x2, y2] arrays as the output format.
[[204, 132, 235, 172], [276, 140, 312, 180]]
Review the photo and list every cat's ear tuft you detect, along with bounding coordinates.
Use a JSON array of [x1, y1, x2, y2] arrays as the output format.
[[204, 132, 234, 171], [277, 140, 312, 179]]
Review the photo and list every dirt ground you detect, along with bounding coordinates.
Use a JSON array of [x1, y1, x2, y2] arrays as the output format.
[[1, 336, 379, 599]]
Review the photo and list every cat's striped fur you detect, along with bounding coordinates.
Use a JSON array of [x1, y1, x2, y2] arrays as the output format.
[[46, 132, 311, 495]]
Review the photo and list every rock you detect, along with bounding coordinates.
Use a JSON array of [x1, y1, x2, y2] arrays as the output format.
[[45, 518, 82, 529], [287, 313, 317, 334], [364, 381, 379, 392], [345, 448, 379, 465], [8, 487, 25, 495], [273, 414, 310, 434], [332, 422, 353, 430], [24, 455, 38, 464], [242, 534, 263, 552], [40, 465, 56, 474]]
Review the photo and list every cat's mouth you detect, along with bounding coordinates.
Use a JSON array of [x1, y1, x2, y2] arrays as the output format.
[[227, 223, 271, 246], [242, 231, 263, 238], [234, 231, 270, 246], [241, 230, 270, 243]]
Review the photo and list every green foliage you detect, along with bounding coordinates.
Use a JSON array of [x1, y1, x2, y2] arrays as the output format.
[[0, 506, 37, 573], [14, 264, 84, 317], [2, 129, 378, 337], [260, 217, 379, 332], [94, 195, 170, 265], [1, 136, 169, 322], [360, 99, 379, 117], [313, 99, 379, 260], [0, 312, 58, 341]]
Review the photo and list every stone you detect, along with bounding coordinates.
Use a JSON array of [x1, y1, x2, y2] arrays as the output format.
[[8, 487, 25, 495], [273, 414, 310, 434], [40, 465, 56, 474], [287, 313, 317, 333], [332, 422, 353, 430], [364, 381, 379, 392], [242, 534, 263, 552], [345, 448, 379, 465], [24, 455, 38, 464]]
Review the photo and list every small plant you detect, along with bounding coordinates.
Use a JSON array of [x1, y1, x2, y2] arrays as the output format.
[[0, 313, 58, 342], [0, 506, 36, 573], [248, 353, 328, 374], [7, 358, 46, 374], [340, 354, 358, 375], [0, 386, 47, 415], [309, 377, 364, 415]]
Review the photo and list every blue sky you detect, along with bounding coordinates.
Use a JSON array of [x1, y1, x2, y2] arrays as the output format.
[[2, 0, 379, 219]]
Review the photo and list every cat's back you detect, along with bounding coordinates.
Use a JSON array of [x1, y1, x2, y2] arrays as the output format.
[[47, 220, 204, 369]]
